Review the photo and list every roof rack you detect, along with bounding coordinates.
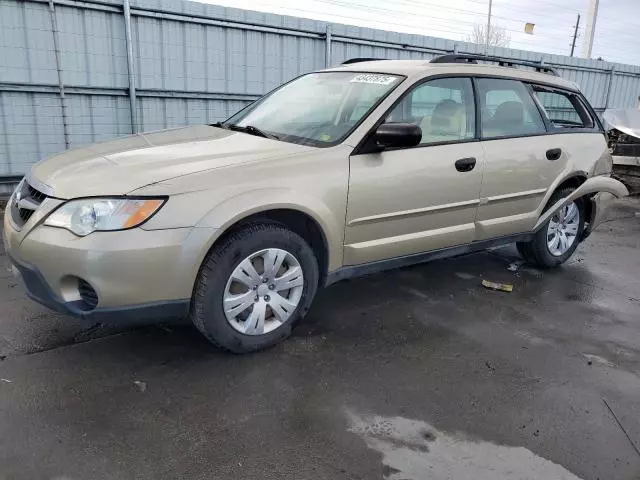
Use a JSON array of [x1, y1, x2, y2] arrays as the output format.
[[341, 58, 387, 65], [429, 54, 559, 76]]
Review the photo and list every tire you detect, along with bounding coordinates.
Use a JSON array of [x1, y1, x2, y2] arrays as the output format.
[[516, 187, 585, 268], [190, 222, 319, 353]]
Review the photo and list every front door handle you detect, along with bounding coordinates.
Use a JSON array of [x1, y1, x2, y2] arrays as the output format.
[[546, 148, 562, 161], [455, 157, 476, 172]]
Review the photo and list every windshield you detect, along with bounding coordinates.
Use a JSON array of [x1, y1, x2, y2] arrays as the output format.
[[223, 71, 404, 147]]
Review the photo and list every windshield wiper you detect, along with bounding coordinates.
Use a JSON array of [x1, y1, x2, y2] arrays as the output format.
[[226, 123, 280, 140]]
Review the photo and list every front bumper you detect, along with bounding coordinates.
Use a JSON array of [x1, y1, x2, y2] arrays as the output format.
[[3, 207, 215, 323], [8, 252, 189, 323]]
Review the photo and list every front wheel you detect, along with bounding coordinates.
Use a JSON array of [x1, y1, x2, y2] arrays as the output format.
[[190, 223, 319, 353], [517, 187, 585, 268]]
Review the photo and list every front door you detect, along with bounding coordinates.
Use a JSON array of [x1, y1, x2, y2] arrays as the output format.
[[344, 77, 484, 266]]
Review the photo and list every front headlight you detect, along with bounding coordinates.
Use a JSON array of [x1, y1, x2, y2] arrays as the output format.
[[44, 198, 166, 236]]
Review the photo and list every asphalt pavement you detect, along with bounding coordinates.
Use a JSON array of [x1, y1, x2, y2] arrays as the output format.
[[1, 198, 639, 480]]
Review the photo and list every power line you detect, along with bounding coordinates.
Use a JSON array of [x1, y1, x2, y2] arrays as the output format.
[[497, 0, 640, 26], [314, 0, 581, 42], [393, 0, 640, 28], [229, 0, 640, 63], [341, 0, 640, 57], [398, 0, 580, 16], [245, 0, 475, 38], [263, 0, 640, 41]]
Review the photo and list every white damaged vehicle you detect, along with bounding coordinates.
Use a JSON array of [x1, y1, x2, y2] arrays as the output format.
[[604, 108, 640, 193]]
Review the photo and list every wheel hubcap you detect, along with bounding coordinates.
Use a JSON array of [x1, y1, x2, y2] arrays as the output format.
[[547, 201, 580, 257], [223, 248, 304, 335]]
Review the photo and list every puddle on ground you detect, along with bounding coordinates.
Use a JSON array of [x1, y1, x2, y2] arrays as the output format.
[[346, 411, 582, 480]]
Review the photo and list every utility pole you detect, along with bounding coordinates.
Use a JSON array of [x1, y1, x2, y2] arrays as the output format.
[[582, 0, 599, 58], [570, 14, 580, 57], [485, 0, 493, 55]]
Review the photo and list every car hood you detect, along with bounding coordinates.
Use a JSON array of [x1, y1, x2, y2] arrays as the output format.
[[603, 108, 640, 139], [29, 125, 314, 199]]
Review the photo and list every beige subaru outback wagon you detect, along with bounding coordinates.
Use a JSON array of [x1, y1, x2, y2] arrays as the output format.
[[3, 55, 628, 352]]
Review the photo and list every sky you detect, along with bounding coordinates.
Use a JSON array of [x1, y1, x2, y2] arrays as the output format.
[[195, 0, 640, 65]]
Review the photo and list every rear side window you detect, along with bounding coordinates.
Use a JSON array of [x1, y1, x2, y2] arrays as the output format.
[[476, 78, 546, 138], [533, 88, 594, 129]]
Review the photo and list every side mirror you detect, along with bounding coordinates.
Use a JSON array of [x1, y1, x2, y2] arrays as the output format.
[[375, 123, 422, 149]]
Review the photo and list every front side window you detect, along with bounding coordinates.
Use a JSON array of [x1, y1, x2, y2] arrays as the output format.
[[385, 77, 475, 145], [533, 88, 594, 129], [477, 78, 546, 138], [224, 72, 403, 147]]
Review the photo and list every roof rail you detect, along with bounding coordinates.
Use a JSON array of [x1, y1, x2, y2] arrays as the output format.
[[341, 58, 386, 65], [430, 54, 559, 76]]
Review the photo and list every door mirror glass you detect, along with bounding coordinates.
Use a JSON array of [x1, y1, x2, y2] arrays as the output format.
[[375, 123, 422, 149]]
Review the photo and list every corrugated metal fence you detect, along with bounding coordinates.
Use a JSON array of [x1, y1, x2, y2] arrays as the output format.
[[2, 0, 640, 181]]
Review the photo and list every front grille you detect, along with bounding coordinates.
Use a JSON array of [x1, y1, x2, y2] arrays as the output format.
[[27, 184, 47, 203], [78, 279, 99, 310], [10, 180, 48, 228], [18, 208, 36, 224]]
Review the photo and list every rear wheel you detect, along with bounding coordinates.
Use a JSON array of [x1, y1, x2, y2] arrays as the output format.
[[191, 223, 319, 353], [517, 187, 585, 268]]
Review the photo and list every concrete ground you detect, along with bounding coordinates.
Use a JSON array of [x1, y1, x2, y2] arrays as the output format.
[[1, 198, 639, 480]]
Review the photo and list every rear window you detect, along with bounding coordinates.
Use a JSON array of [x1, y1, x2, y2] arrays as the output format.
[[533, 88, 595, 129]]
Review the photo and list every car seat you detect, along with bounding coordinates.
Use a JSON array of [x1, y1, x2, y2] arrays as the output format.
[[419, 99, 466, 143]]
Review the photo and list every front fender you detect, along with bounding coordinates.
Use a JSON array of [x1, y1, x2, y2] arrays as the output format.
[[533, 176, 629, 231], [196, 188, 345, 271]]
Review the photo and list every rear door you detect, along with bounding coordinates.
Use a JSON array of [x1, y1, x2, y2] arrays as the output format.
[[344, 77, 484, 265], [474, 77, 566, 239]]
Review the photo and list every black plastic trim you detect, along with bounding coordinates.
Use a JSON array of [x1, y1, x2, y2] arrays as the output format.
[[471, 77, 482, 139], [325, 233, 533, 286], [430, 54, 560, 76], [342, 58, 387, 64], [479, 129, 603, 142]]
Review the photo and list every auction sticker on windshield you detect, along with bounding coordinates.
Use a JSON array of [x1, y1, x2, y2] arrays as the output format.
[[350, 74, 397, 85]]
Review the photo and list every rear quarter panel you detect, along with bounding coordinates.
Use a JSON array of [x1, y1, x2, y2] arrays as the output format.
[[535, 132, 612, 215]]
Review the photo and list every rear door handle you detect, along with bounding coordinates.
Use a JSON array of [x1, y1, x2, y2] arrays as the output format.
[[455, 157, 476, 172], [546, 148, 562, 161]]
